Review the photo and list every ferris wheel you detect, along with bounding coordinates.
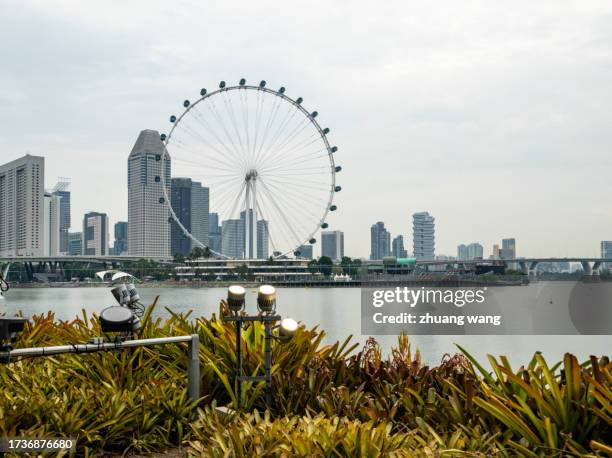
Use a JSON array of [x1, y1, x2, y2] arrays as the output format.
[[160, 79, 341, 259]]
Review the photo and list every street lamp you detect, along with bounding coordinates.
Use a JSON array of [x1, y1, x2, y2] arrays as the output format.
[[223, 284, 297, 409]]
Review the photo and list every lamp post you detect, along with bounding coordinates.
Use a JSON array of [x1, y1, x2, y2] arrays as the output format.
[[223, 284, 297, 409]]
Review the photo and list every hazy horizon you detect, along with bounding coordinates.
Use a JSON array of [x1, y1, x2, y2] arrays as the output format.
[[1, 1, 611, 258]]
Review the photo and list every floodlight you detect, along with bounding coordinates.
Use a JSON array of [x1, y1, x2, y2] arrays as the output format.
[[0, 317, 28, 341], [100, 306, 140, 333], [257, 285, 276, 313], [227, 285, 246, 312], [111, 284, 129, 305], [125, 283, 140, 304], [277, 318, 298, 343]]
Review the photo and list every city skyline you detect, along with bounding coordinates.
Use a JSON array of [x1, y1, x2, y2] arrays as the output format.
[[2, 2, 611, 257]]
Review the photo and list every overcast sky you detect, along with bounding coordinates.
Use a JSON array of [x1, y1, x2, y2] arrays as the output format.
[[1, 0, 611, 258]]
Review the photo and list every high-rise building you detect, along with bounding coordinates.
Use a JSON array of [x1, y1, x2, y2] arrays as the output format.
[[208, 212, 221, 254], [457, 244, 468, 261], [257, 220, 269, 259], [467, 242, 483, 260], [83, 212, 108, 256], [322, 230, 344, 262], [128, 129, 171, 258], [43, 192, 61, 256], [0, 154, 45, 257], [170, 178, 209, 256], [190, 181, 209, 251], [392, 235, 408, 258], [170, 178, 193, 256], [68, 232, 82, 255], [296, 244, 313, 259], [412, 212, 435, 260], [500, 238, 516, 260], [370, 222, 391, 260], [491, 244, 500, 259], [221, 219, 244, 259], [114, 221, 128, 255], [52, 179, 71, 254], [601, 241, 612, 272]]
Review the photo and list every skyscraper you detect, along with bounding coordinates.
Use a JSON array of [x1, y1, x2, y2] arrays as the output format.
[[170, 178, 193, 256], [221, 219, 244, 258], [114, 222, 128, 255], [190, 181, 209, 251], [170, 178, 210, 256], [0, 154, 44, 257], [370, 222, 391, 260], [457, 244, 468, 261], [128, 129, 171, 258], [52, 179, 71, 254], [83, 212, 108, 256], [208, 212, 222, 254], [322, 230, 344, 261], [601, 241, 612, 272], [257, 220, 269, 259], [467, 242, 483, 260], [459, 242, 483, 260], [392, 235, 408, 258], [43, 192, 61, 256], [68, 232, 82, 255], [500, 238, 516, 260], [412, 212, 435, 260]]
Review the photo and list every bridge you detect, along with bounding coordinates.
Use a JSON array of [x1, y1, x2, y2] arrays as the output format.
[[0, 255, 171, 282], [413, 257, 612, 279]]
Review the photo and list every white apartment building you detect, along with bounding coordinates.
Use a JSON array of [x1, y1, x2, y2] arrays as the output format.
[[0, 154, 45, 257]]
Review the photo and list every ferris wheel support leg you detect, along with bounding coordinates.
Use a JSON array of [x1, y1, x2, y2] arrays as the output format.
[[245, 183, 251, 260], [253, 180, 258, 259]]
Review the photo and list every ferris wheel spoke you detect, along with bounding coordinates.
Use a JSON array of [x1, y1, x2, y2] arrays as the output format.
[[261, 176, 331, 193], [172, 155, 238, 174], [261, 179, 325, 223], [263, 116, 311, 163], [261, 176, 332, 201], [239, 90, 252, 165], [257, 179, 305, 249], [252, 94, 284, 166], [260, 121, 316, 168], [257, 105, 300, 168], [202, 98, 248, 169], [251, 89, 266, 159], [220, 91, 247, 161], [190, 106, 246, 170], [259, 150, 330, 174]]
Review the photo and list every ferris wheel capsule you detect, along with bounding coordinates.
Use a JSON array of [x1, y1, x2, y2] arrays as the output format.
[[219, 81, 226, 88]]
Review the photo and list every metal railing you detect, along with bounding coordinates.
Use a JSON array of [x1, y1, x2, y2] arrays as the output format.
[[0, 335, 201, 402]]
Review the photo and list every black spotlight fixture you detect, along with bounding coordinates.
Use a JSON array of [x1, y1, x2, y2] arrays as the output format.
[[0, 317, 28, 343], [99, 306, 138, 333]]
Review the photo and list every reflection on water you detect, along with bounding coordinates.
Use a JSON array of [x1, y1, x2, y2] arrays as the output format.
[[2, 286, 609, 366]]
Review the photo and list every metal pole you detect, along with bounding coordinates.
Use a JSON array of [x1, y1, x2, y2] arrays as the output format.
[[187, 334, 200, 404], [264, 321, 272, 408], [236, 320, 242, 409]]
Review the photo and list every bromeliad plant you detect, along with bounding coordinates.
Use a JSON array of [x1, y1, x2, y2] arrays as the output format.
[[0, 299, 609, 456]]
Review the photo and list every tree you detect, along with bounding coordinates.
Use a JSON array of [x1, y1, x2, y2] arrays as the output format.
[[173, 253, 185, 264], [189, 247, 205, 260], [316, 256, 333, 277]]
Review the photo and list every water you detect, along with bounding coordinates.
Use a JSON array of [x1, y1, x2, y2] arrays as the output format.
[[2, 286, 609, 366]]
